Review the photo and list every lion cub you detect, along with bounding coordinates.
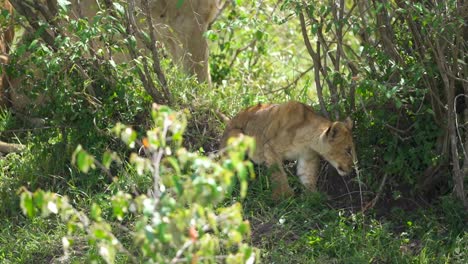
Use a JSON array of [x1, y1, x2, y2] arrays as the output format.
[[221, 101, 355, 199]]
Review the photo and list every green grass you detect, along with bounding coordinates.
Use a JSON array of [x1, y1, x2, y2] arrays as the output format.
[[0, 217, 68, 263], [237, 170, 467, 264]]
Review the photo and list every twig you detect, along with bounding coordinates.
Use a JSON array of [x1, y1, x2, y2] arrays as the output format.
[[141, 0, 172, 105], [298, 9, 329, 118], [362, 173, 388, 212], [268, 65, 314, 94], [227, 39, 257, 70], [152, 115, 170, 200], [329, 190, 374, 200], [384, 123, 415, 135], [354, 159, 364, 212], [454, 94, 468, 159], [170, 240, 193, 264], [125, 0, 165, 104], [0, 126, 67, 133], [93, 160, 114, 182], [340, 170, 354, 211], [208, 0, 232, 29]]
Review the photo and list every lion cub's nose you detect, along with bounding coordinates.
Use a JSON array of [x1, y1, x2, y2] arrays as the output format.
[[337, 165, 353, 176]]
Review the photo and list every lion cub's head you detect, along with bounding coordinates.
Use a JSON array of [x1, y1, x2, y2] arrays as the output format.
[[320, 117, 355, 176]]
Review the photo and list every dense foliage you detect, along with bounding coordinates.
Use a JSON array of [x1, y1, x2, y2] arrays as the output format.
[[0, 0, 466, 263]]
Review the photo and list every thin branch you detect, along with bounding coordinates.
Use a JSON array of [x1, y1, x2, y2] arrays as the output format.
[[208, 0, 232, 29], [170, 240, 193, 264], [228, 39, 257, 70], [298, 9, 329, 118], [354, 159, 364, 211], [268, 65, 314, 94], [125, 0, 165, 104], [151, 114, 170, 200], [362, 173, 388, 212], [9, 0, 56, 48], [141, 0, 172, 105], [454, 94, 468, 160]]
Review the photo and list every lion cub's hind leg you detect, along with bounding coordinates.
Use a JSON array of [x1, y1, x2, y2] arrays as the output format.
[[221, 128, 244, 148], [297, 152, 321, 192], [264, 147, 294, 200], [268, 163, 294, 200]]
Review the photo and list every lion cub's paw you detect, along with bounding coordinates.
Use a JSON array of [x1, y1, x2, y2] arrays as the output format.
[[272, 185, 294, 201]]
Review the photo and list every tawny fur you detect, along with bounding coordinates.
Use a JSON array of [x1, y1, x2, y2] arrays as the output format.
[[221, 101, 355, 199], [0, 0, 14, 107], [70, 0, 220, 84]]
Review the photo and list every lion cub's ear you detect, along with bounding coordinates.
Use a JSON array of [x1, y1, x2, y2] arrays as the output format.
[[344, 117, 353, 130], [325, 118, 352, 141], [325, 122, 340, 140]]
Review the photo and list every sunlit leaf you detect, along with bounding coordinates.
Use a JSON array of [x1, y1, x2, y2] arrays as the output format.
[[91, 203, 102, 221], [20, 191, 35, 218], [99, 243, 116, 264], [47, 201, 58, 214], [102, 151, 113, 169], [57, 0, 71, 11], [112, 2, 125, 16]]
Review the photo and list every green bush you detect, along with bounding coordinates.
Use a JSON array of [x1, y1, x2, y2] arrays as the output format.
[[20, 105, 256, 263]]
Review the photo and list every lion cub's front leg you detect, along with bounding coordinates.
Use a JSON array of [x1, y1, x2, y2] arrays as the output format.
[[297, 153, 321, 192]]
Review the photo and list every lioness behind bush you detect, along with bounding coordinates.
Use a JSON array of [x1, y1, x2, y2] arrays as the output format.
[[221, 101, 355, 199]]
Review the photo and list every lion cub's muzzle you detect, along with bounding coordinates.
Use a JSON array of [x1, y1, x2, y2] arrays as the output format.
[[336, 166, 353, 176], [335, 161, 355, 176]]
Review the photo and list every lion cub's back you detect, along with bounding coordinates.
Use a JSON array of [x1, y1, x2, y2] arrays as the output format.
[[220, 103, 275, 147], [221, 101, 320, 148]]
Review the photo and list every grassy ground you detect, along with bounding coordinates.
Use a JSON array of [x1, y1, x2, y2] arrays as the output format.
[[240, 170, 467, 263], [1, 172, 466, 263]]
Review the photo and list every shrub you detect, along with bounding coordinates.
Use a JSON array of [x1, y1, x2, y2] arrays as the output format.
[[20, 105, 257, 263]]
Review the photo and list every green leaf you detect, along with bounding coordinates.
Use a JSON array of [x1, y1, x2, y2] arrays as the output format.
[[176, 0, 185, 9], [102, 151, 113, 169], [121, 127, 137, 148], [99, 243, 116, 264], [93, 228, 108, 240], [72, 145, 95, 173], [20, 191, 35, 218], [76, 150, 94, 173], [34, 190, 46, 216], [112, 2, 125, 16], [91, 203, 102, 221], [112, 192, 131, 221], [57, 0, 71, 11], [254, 30, 264, 40]]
